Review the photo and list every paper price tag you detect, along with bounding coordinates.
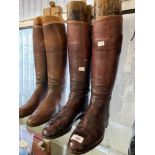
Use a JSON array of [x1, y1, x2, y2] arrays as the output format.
[[98, 41, 105, 46], [79, 67, 85, 71], [71, 134, 84, 143]]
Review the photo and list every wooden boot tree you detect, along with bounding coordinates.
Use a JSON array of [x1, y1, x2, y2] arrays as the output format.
[[42, 0, 64, 23]]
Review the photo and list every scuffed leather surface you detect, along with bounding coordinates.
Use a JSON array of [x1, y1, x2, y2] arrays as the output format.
[[68, 15, 123, 154], [19, 17, 47, 118], [27, 21, 67, 127], [42, 21, 91, 138]]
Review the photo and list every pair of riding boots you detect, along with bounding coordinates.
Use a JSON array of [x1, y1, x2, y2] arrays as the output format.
[[19, 16, 67, 127]]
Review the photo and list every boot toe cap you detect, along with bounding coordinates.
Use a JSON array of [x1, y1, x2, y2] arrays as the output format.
[[42, 127, 58, 138], [42, 125, 57, 138], [26, 112, 43, 127], [42, 128, 50, 137], [67, 131, 88, 154], [26, 116, 37, 127], [42, 121, 63, 138], [26, 108, 51, 127], [68, 139, 85, 154], [68, 129, 103, 154]]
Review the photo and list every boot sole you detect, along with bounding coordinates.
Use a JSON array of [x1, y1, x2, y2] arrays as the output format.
[[68, 138, 103, 154]]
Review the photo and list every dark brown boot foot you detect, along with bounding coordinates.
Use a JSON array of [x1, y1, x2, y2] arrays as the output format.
[[42, 98, 87, 139]]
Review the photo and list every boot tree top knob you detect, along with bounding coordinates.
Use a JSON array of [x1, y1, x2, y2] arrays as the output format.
[[49, 0, 55, 7]]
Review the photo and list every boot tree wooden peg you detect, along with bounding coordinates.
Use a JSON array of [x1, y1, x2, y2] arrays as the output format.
[[43, 0, 63, 19]]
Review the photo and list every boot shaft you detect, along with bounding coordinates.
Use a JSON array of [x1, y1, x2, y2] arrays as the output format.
[[92, 16, 122, 95], [87, 16, 123, 124], [67, 0, 92, 96], [33, 17, 47, 84], [42, 16, 67, 93], [67, 22, 91, 84]]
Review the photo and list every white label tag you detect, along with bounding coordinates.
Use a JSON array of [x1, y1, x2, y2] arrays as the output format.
[[71, 134, 84, 143], [98, 41, 105, 47], [79, 67, 85, 71]]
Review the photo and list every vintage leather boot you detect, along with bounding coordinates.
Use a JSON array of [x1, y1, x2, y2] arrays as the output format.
[[42, 1, 92, 139], [19, 17, 47, 118], [68, 0, 123, 154], [26, 15, 67, 127]]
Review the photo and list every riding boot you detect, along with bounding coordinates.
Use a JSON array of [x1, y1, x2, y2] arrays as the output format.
[[19, 17, 47, 118], [68, 0, 123, 153], [42, 1, 92, 138], [26, 16, 67, 127]]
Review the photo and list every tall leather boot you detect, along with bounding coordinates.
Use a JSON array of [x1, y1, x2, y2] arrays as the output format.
[[68, 0, 123, 154], [42, 1, 92, 138], [19, 17, 47, 118], [26, 15, 67, 127]]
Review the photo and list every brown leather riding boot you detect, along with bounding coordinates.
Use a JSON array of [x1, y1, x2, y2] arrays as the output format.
[[42, 1, 92, 139], [19, 17, 47, 118], [68, 1, 123, 154], [26, 16, 67, 127]]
